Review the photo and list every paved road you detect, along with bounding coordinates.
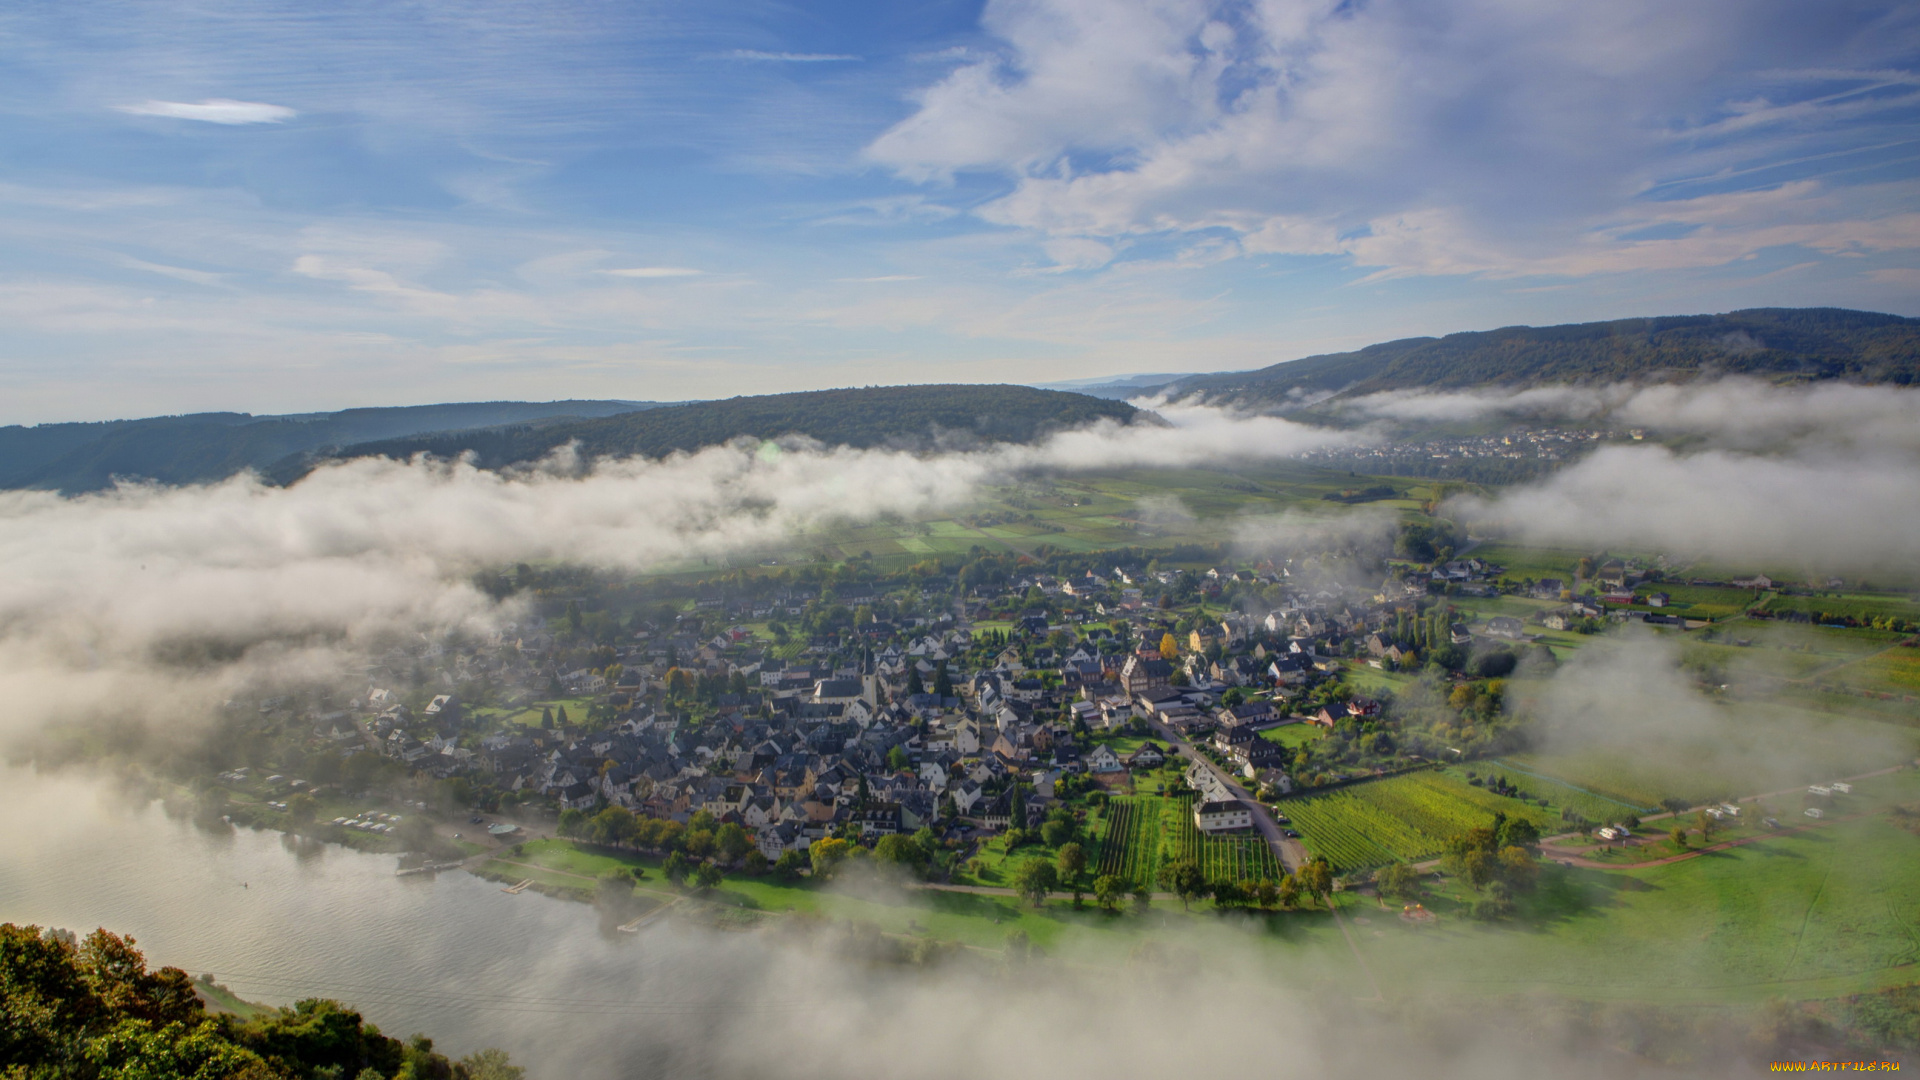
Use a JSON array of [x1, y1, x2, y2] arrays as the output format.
[[1144, 716, 1308, 873]]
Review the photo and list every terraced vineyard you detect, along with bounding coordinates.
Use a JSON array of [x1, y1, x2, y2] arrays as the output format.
[[1277, 771, 1554, 873]]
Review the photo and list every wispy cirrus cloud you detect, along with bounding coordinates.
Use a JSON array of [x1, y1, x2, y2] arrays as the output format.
[[114, 99, 296, 124], [602, 267, 705, 278], [709, 49, 860, 63]]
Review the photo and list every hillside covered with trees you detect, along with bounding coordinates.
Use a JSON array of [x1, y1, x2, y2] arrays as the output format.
[[0, 922, 520, 1079], [1122, 308, 1920, 407], [0, 401, 660, 494], [271, 385, 1141, 480]]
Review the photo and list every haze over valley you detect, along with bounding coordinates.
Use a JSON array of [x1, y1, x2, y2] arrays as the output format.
[[3, 2, 1920, 1079]]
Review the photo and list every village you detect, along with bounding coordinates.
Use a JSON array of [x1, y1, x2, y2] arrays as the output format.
[[209, 534, 1888, 900]]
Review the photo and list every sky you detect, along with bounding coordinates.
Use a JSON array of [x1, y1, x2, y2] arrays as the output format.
[[2, 0, 1918, 423]]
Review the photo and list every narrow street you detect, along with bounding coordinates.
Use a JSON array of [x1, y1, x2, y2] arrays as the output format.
[[1145, 716, 1308, 873]]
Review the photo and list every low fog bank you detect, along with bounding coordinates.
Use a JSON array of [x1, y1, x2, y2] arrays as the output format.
[[0, 770, 1773, 1080], [1449, 442, 1920, 571], [1413, 379, 1920, 573], [0, 403, 1365, 752], [1519, 631, 1918, 799], [1343, 377, 1920, 454]]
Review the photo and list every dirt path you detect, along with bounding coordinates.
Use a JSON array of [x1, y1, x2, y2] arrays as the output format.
[[1778, 635, 1919, 686]]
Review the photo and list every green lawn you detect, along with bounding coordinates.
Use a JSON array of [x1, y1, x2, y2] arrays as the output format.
[[1260, 723, 1323, 750], [1354, 796, 1920, 1002]]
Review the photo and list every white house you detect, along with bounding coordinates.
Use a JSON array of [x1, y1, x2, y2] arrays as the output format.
[[1193, 798, 1254, 833]]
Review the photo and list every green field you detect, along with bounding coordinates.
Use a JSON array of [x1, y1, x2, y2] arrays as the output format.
[[1505, 696, 1919, 810], [1278, 771, 1555, 872], [1758, 592, 1920, 625], [1093, 795, 1282, 887], [1260, 722, 1323, 750], [1465, 761, 1654, 822], [1352, 781, 1920, 1002]]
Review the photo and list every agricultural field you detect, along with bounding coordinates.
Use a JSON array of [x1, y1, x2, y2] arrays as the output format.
[[1278, 771, 1555, 872], [1756, 591, 1920, 626], [1830, 644, 1920, 697], [1093, 795, 1281, 887], [1463, 761, 1653, 822], [1352, 775, 1920, 1002], [1091, 796, 1166, 889], [1628, 583, 1759, 617], [1467, 542, 1591, 585]]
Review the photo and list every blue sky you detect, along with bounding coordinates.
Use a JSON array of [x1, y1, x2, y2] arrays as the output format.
[[2, 0, 1918, 422]]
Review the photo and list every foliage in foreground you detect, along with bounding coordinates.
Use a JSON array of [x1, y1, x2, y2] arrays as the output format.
[[0, 923, 521, 1080]]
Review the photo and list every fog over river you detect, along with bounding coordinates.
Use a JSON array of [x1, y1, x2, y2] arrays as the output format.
[[1, 768, 1738, 1079], [0, 769, 763, 1077]]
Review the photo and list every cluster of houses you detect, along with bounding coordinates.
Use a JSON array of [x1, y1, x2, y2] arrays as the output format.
[[302, 559, 1482, 857]]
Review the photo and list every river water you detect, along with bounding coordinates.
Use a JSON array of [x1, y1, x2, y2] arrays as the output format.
[[0, 769, 761, 1078]]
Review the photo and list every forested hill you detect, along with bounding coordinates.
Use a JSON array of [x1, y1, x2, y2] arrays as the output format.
[[0, 399, 659, 493], [272, 385, 1140, 482], [1112, 308, 1920, 407]]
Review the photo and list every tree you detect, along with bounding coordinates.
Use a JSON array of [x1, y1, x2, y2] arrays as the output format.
[[1670, 825, 1688, 850], [1056, 841, 1087, 881], [887, 745, 911, 772], [933, 664, 953, 698], [1131, 883, 1152, 914], [1040, 818, 1075, 848], [693, 861, 724, 891], [809, 837, 852, 879], [774, 850, 804, 880], [715, 822, 751, 864], [460, 1048, 526, 1080], [1295, 856, 1334, 904], [554, 704, 571, 728], [1009, 784, 1028, 832], [557, 808, 587, 838], [1497, 846, 1538, 892], [874, 833, 929, 876], [1277, 874, 1301, 910], [1159, 632, 1179, 659], [662, 851, 689, 884], [1093, 874, 1126, 912], [1011, 858, 1059, 907], [1248, 879, 1279, 910], [1056, 842, 1087, 904], [283, 793, 316, 827], [587, 806, 636, 847], [1161, 857, 1206, 910], [1376, 862, 1423, 902]]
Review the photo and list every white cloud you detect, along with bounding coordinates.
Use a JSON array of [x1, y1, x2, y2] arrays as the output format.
[[868, 0, 1920, 281], [602, 267, 706, 278], [114, 99, 296, 124]]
